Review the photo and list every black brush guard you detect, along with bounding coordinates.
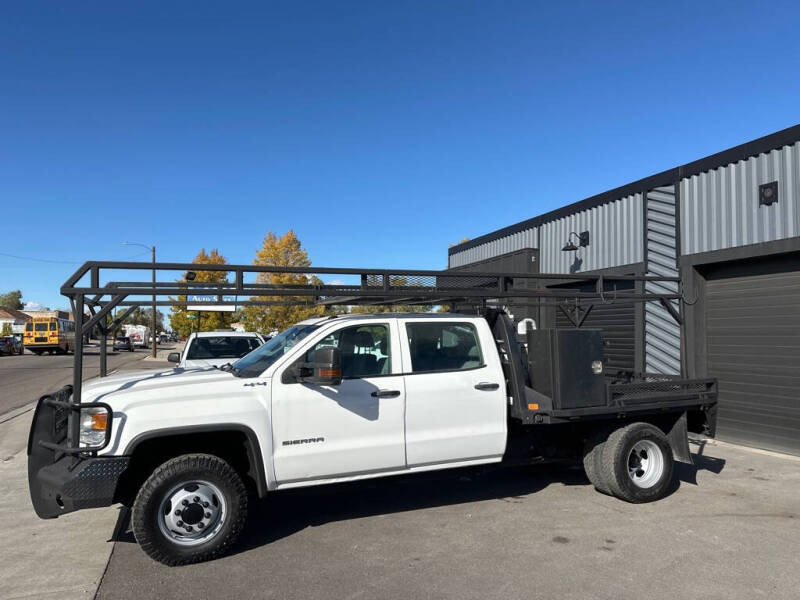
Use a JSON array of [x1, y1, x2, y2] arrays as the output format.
[[27, 385, 126, 519]]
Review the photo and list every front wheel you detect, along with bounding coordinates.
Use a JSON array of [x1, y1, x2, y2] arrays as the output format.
[[599, 423, 674, 503], [131, 454, 248, 566]]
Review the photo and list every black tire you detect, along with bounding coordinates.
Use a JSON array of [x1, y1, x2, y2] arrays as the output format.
[[599, 422, 674, 503], [132, 454, 248, 566], [582, 428, 612, 494]]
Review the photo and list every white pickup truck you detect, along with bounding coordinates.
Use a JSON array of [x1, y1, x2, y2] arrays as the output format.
[[168, 331, 265, 369], [28, 311, 717, 566]]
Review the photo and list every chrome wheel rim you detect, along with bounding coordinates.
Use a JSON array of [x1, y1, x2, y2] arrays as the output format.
[[627, 439, 664, 489], [158, 480, 227, 546]]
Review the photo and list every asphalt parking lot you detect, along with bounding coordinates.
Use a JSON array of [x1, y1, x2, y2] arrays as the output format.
[[3, 349, 798, 600], [95, 439, 800, 600]]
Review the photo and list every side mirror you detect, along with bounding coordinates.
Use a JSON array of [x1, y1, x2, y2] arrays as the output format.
[[302, 346, 342, 386], [167, 352, 180, 363]]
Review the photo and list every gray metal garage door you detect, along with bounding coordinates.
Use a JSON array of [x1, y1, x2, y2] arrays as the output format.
[[705, 255, 800, 455]]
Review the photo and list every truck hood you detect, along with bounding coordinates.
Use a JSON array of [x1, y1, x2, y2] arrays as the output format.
[[180, 358, 238, 369], [81, 367, 241, 404]]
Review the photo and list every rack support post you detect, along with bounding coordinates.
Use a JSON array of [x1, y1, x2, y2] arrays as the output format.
[[70, 294, 85, 447], [100, 327, 107, 377]]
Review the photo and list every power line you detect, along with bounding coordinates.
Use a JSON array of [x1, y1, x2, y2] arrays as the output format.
[[0, 252, 81, 264], [0, 251, 151, 264]]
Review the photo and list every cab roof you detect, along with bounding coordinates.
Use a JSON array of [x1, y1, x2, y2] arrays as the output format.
[[188, 331, 264, 338], [295, 312, 478, 326]]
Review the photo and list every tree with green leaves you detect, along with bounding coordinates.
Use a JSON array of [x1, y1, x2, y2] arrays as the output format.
[[1, 322, 12, 336], [243, 230, 328, 334], [169, 249, 233, 338], [0, 290, 23, 310]]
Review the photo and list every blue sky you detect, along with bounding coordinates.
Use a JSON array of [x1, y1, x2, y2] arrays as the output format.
[[2, 0, 800, 312]]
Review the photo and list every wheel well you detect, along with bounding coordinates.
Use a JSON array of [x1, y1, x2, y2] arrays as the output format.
[[115, 429, 267, 506], [574, 412, 690, 462]]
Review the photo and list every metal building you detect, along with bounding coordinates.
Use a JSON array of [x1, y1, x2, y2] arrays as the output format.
[[448, 124, 800, 456]]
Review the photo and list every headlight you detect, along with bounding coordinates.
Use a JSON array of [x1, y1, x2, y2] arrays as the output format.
[[79, 406, 111, 448], [591, 360, 603, 375]]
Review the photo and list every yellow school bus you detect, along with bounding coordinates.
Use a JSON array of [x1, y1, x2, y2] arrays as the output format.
[[23, 316, 76, 355]]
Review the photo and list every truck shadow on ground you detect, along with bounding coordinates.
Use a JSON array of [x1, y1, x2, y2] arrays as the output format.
[[113, 450, 726, 555], [114, 462, 583, 549], [675, 439, 726, 486]]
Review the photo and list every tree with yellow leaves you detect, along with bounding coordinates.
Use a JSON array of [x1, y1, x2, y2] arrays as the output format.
[[243, 231, 328, 334], [169, 249, 233, 337]]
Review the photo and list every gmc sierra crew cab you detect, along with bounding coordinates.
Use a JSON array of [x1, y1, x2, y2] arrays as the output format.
[[28, 310, 716, 566]]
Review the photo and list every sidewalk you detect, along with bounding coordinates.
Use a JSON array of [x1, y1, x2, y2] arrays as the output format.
[[142, 342, 184, 362], [0, 408, 120, 600], [0, 357, 172, 600]]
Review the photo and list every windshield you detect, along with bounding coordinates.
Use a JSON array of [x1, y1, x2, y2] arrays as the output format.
[[232, 323, 321, 378], [186, 336, 262, 360]]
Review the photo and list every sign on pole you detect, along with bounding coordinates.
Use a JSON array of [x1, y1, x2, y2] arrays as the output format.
[[187, 295, 237, 312]]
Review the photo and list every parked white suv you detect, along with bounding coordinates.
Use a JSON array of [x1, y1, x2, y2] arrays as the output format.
[[168, 331, 265, 369]]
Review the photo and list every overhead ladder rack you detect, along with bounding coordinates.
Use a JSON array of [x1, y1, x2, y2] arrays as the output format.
[[59, 260, 689, 446]]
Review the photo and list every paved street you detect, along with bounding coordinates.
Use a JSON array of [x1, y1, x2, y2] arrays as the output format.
[[0, 346, 150, 416]]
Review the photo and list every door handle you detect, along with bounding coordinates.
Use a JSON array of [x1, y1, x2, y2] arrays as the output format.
[[371, 389, 401, 398], [474, 382, 500, 391]]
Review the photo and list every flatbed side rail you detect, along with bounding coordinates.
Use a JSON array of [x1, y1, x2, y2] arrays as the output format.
[[607, 377, 718, 406]]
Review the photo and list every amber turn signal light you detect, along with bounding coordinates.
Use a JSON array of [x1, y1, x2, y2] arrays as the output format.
[[90, 412, 108, 431]]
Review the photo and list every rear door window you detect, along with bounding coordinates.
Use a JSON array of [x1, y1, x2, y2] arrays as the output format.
[[35, 323, 48, 332], [405, 322, 483, 373]]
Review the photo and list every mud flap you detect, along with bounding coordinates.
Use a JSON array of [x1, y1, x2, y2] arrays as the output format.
[[666, 411, 693, 465]]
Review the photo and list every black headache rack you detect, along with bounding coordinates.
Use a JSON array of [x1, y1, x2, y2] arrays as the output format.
[[485, 309, 717, 431], [37, 260, 708, 455]]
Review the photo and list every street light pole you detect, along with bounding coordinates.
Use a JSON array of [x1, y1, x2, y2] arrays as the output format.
[[123, 241, 158, 359], [151, 245, 157, 359]]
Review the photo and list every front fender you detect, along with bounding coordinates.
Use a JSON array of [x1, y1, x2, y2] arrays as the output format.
[[123, 424, 271, 497]]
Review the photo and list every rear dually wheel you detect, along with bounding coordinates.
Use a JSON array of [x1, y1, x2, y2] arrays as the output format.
[[599, 422, 674, 503]]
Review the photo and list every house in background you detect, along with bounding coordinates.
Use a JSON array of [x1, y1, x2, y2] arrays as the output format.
[[0, 307, 31, 336]]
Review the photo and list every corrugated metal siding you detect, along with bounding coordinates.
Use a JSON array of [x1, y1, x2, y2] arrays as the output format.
[[681, 142, 800, 255], [451, 249, 540, 320], [645, 186, 681, 375], [540, 193, 643, 273], [448, 228, 538, 268]]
